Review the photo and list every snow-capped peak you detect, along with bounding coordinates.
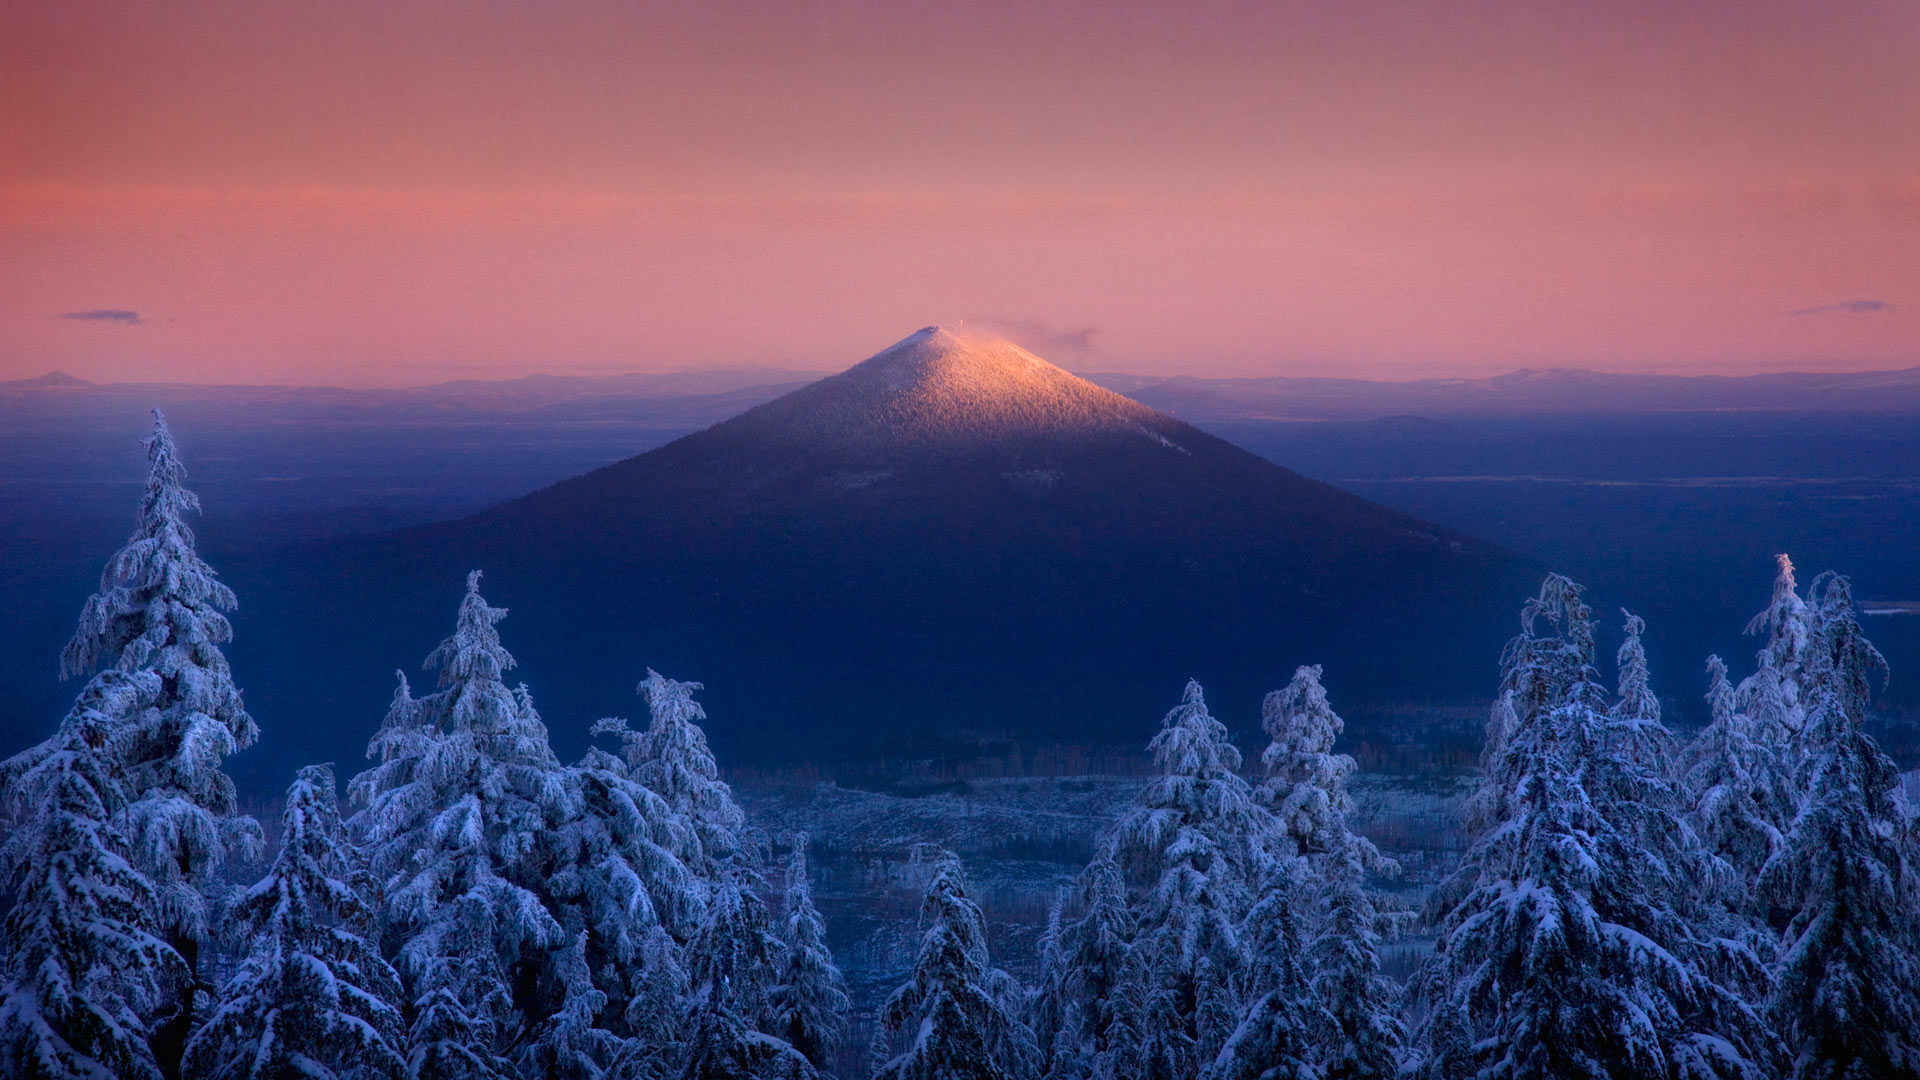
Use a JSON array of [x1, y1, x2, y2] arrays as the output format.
[[732, 324, 1163, 446]]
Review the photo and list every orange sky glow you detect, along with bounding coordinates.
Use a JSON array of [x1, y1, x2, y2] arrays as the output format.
[[3, 0, 1917, 384]]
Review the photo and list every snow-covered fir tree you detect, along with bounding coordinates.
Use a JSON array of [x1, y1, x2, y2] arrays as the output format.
[[1499, 573, 1606, 726], [548, 732, 703, 1052], [1045, 856, 1141, 1080], [518, 937, 628, 1080], [58, 412, 262, 1067], [1801, 571, 1887, 726], [1412, 576, 1777, 1080], [1305, 836, 1406, 1080], [1028, 892, 1070, 1079], [1245, 664, 1402, 1079], [183, 765, 407, 1080], [1678, 656, 1795, 889], [1204, 859, 1321, 1080], [1739, 554, 1815, 742], [686, 879, 783, 1040], [1758, 683, 1920, 1080], [1257, 665, 1368, 861], [404, 935, 520, 1080], [0, 671, 183, 1080], [679, 880, 814, 1080], [1105, 681, 1268, 1080], [871, 849, 1036, 1080], [594, 671, 749, 881], [1611, 610, 1661, 727], [348, 572, 573, 1070], [765, 836, 848, 1072]]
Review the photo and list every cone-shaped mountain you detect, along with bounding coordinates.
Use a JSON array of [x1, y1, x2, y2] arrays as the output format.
[[234, 328, 1538, 766]]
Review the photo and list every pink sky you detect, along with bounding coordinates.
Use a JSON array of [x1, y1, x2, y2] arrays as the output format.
[[3, 0, 1916, 385]]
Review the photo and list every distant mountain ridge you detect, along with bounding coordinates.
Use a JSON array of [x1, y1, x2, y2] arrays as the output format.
[[15, 359, 1920, 420], [1086, 365, 1920, 419]]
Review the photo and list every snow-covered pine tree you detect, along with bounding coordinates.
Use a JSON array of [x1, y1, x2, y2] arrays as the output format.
[[58, 412, 261, 1068], [1305, 836, 1406, 1080], [871, 849, 1036, 1080], [1257, 665, 1371, 862], [183, 764, 407, 1080], [1204, 859, 1321, 1080], [519, 937, 629, 1080], [1047, 856, 1141, 1080], [765, 836, 848, 1072], [1431, 573, 1605, 924], [1414, 698, 1776, 1080], [686, 879, 784, 1039], [1105, 681, 1268, 1080], [1611, 610, 1661, 727], [594, 671, 749, 881], [1738, 554, 1816, 746], [404, 925, 520, 1080], [0, 670, 183, 1080], [1758, 683, 1920, 1080], [1246, 664, 1402, 1078], [348, 572, 572, 1069], [1499, 573, 1605, 727], [1411, 576, 1777, 1080], [547, 733, 703, 1051], [1678, 656, 1794, 888], [679, 880, 815, 1080], [1802, 571, 1887, 726]]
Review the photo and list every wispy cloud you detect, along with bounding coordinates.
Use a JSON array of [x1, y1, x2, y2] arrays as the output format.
[[1785, 299, 1895, 317], [970, 317, 1099, 353], [60, 309, 142, 325]]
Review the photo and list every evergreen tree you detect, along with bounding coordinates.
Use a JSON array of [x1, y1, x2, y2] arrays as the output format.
[[1759, 687, 1920, 1080], [871, 850, 1035, 1080], [1204, 861, 1321, 1080], [183, 765, 407, 1080], [1738, 554, 1815, 746], [520, 937, 628, 1080], [58, 412, 261, 1069], [1245, 665, 1401, 1079], [1106, 681, 1267, 1080], [1611, 611, 1661, 727], [1499, 573, 1605, 727], [1678, 656, 1793, 888], [1029, 892, 1069, 1079], [549, 742, 702, 1046], [1256, 665, 1370, 863], [765, 837, 848, 1072], [0, 671, 183, 1080], [348, 572, 571, 1068], [1306, 838, 1405, 1080], [1048, 856, 1141, 1080], [1413, 576, 1776, 1080], [1802, 572, 1886, 724], [595, 671, 748, 881], [685, 880, 784, 1039]]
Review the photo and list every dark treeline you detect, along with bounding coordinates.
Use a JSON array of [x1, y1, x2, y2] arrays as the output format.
[[3, 416, 1918, 1080]]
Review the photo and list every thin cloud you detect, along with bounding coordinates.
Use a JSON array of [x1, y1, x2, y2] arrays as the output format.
[[1785, 299, 1894, 317], [970, 317, 1099, 353], [60, 309, 143, 325]]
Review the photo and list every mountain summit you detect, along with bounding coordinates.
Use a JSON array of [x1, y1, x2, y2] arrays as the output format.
[[741, 325, 1163, 445], [237, 329, 1539, 765]]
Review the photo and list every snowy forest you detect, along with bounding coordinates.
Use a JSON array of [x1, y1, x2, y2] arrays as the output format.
[[4, 414, 1919, 1080]]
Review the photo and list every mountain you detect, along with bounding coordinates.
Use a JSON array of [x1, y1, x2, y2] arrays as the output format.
[[1088, 366, 1920, 420], [224, 327, 1537, 772], [0, 370, 94, 393]]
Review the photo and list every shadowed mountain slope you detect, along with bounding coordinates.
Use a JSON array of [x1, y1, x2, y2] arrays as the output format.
[[230, 328, 1538, 769]]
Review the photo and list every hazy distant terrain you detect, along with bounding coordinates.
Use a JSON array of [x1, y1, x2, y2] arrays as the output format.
[[5, 359, 1920, 773]]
